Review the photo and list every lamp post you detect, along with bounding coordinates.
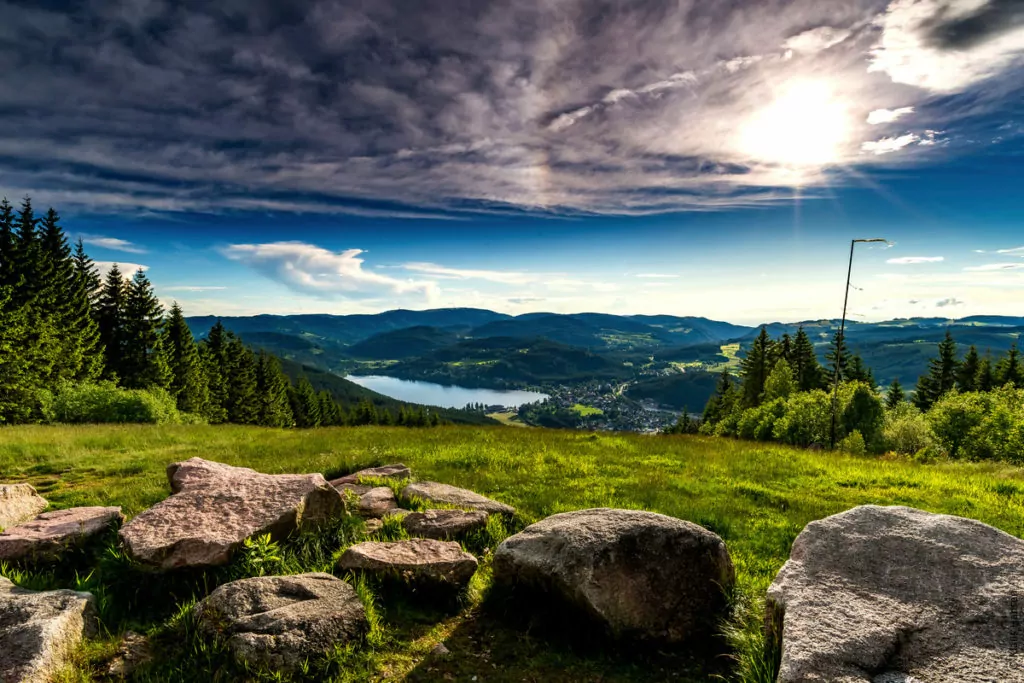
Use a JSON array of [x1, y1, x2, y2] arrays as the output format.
[[829, 238, 888, 450]]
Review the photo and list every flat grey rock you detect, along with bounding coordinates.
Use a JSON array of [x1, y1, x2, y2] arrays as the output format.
[[333, 483, 398, 518], [401, 481, 514, 515], [195, 573, 366, 673], [338, 539, 478, 587], [119, 458, 345, 570], [0, 577, 97, 683], [331, 464, 411, 486], [0, 507, 123, 562], [402, 509, 488, 540], [768, 505, 1024, 683], [0, 484, 47, 531], [492, 508, 734, 643]]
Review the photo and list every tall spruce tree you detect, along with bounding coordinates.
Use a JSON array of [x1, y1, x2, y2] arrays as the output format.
[[825, 330, 850, 385], [200, 322, 230, 423], [846, 353, 875, 387], [255, 351, 293, 427], [0, 199, 18, 288], [740, 327, 774, 407], [96, 265, 127, 381], [121, 269, 170, 389], [976, 353, 996, 392], [0, 283, 34, 423], [885, 379, 905, 410], [224, 335, 259, 424], [12, 198, 57, 402], [791, 327, 824, 391], [72, 238, 102, 306], [996, 343, 1022, 388], [915, 330, 959, 410], [163, 303, 209, 414], [702, 369, 736, 425], [956, 345, 980, 392], [290, 377, 322, 427], [318, 391, 342, 426]]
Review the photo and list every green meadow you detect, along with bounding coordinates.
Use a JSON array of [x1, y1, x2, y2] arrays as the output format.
[[2, 424, 1024, 682]]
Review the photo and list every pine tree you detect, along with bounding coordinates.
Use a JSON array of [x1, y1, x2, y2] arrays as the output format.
[[885, 379, 905, 410], [0, 198, 18, 288], [318, 391, 342, 426], [11, 198, 57, 401], [0, 283, 34, 423], [846, 353, 874, 387], [996, 343, 1022, 388], [825, 330, 850, 386], [976, 353, 996, 392], [72, 238, 102, 306], [163, 303, 209, 415], [292, 378, 322, 427], [740, 327, 774, 407], [201, 321, 230, 423], [791, 327, 824, 391], [121, 269, 170, 389], [702, 369, 736, 425], [224, 335, 259, 424], [255, 351, 293, 427], [956, 345, 980, 392], [96, 264, 127, 381], [915, 330, 959, 410]]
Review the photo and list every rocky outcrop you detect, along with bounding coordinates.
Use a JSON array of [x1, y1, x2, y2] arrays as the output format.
[[0, 484, 47, 531], [0, 507, 123, 563], [401, 481, 514, 516], [768, 505, 1024, 683], [333, 483, 399, 518], [338, 539, 478, 588], [402, 509, 488, 540], [119, 458, 345, 570], [0, 577, 97, 683], [195, 573, 367, 673], [330, 464, 411, 486], [492, 508, 734, 643]]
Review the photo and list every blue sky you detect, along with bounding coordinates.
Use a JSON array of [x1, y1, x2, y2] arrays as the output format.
[[2, 0, 1023, 324]]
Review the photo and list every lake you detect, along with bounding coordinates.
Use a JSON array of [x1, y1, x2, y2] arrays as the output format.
[[345, 375, 549, 409]]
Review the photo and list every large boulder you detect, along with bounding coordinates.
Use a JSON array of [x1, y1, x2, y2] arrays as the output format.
[[0, 577, 97, 683], [0, 484, 47, 531], [330, 464, 411, 486], [0, 507, 123, 563], [768, 505, 1024, 683], [492, 508, 734, 643], [195, 573, 366, 673], [333, 483, 399, 518], [119, 458, 345, 570], [338, 539, 478, 588], [401, 481, 515, 516], [402, 509, 488, 540]]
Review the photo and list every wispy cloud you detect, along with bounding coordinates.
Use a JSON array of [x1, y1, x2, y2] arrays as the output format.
[[936, 297, 964, 307], [997, 246, 1024, 256], [635, 273, 680, 279], [95, 261, 148, 278], [963, 263, 1024, 272], [862, 134, 922, 155], [400, 263, 539, 285], [222, 242, 438, 299], [80, 234, 147, 254], [887, 256, 944, 264], [867, 107, 914, 125]]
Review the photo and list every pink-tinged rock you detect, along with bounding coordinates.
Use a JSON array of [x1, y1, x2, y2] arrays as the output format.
[[338, 539, 478, 587], [0, 484, 47, 531], [333, 483, 399, 518], [119, 458, 345, 570], [330, 464, 411, 486], [402, 509, 488, 540], [402, 481, 515, 516], [0, 507, 123, 562]]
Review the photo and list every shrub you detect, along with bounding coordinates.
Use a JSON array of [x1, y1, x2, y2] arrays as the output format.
[[882, 403, 935, 455], [736, 399, 786, 441], [838, 429, 866, 455], [771, 390, 831, 447], [50, 381, 183, 425], [839, 382, 885, 451], [927, 390, 988, 459]]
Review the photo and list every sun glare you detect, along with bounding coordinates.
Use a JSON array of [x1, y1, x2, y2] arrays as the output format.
[[740, 80, 850, 169]]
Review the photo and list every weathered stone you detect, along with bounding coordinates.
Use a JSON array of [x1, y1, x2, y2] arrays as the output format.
[[195, 573, 367, 673], [492, 508, 734, 643], [0, 484, 47, 531], [106, 631, 152, 679], [401, 481, 515, 516], [334, 483, 398, 518], [338, 539, 478, 587], [330, 464, 411, 486], [768, 505, 1024, 683], [0, 507, 123, 563], [119, 458, 345, 570], [402, 509, 488, 540], [363, 518, 384, 534], [0, 577, 97, 683]]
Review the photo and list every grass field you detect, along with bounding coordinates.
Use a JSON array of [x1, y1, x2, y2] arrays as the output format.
[[2, 424, 1024, 682]]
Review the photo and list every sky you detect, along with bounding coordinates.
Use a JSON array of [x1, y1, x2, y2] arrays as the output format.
[[1, 0, 1022, 325]]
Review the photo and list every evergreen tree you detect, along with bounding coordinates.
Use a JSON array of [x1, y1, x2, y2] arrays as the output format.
[[224, 335, 259, 424], [255, 351, 292, 427], [825, 330, 850, 386], [291, 377, 321, 427], [11, 198, 57, 401], [996, 343, 1022, 388], [956, 345, 980, 393], [885, 379, 905, 410], [96, 264, 127, 381], [0, 283, 34, 423], [702, 369, 737, 425], [0, 198, 18, 288], [846, 353, 874, 387], [318, 391, 342, 426], [121, 269, 170, 389], [72, 238, 102, 306], [976, 353, 996, 392], [163, 303, 209, 414], [791, 327, 824, 391], [764, 359, 795, 401], [740, 327, 774, 407], [915, 331, 959, 410], [200, 321, 230, 423]]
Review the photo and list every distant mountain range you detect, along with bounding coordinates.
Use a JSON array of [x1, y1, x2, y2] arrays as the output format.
[[186, 308, 1024, 406]]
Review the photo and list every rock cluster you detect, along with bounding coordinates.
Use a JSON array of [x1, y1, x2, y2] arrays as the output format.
[[330, 464, 411, 486], [338, 538, 478, 588], [0, 484, 48, 531], [119, 458, 345, 569], [402, 481, 515, 515], [0, 507, 123, 562], [402, 509, 488, 539], [333, 483, 399, 518]]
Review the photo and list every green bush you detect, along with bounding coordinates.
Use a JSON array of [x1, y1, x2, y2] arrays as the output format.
[[927, 390, 988, 459], [882, 403, 935, 455], [771, 390, 831, 447], [838, 429, 866, 455], [839, 382, 885, 450], [50, 381, 183, 425]]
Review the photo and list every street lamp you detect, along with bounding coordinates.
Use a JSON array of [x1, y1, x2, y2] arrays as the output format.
[[829, 238, 889, 450]]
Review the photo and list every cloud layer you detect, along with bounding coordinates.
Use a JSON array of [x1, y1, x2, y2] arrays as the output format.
[[0, 0, 1021, 216]]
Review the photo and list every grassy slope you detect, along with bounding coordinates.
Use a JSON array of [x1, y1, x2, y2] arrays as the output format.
[[2, 425, 1024, 682]]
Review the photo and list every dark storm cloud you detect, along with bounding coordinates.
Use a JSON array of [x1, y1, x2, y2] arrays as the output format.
[[925, 0, 1024, 50], [0, 0, 1020, 216]]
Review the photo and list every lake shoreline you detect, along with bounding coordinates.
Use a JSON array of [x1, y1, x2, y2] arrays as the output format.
[[345, 375, 549, 410]]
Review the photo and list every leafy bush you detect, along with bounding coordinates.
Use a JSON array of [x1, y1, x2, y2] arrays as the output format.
[[838, 429, 866, 455], [50, 381, 183, 425], [839, 382, 885, 450], [771, 390, 831, 447], [882, 403, 935, 455], [927, 390, 988, 459]]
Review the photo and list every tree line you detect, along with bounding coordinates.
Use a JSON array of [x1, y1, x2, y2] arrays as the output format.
[[0, 196, 444, 428]]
